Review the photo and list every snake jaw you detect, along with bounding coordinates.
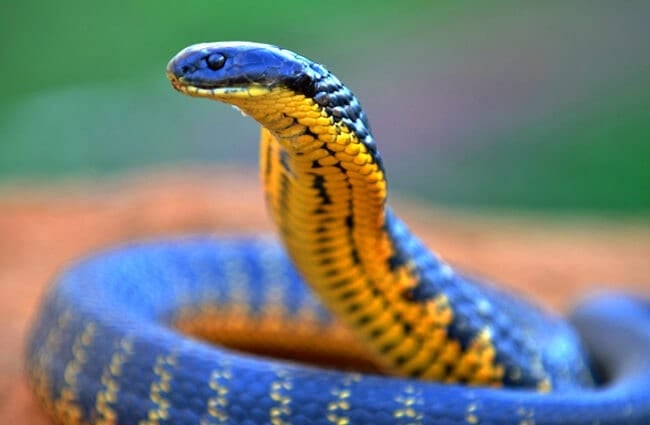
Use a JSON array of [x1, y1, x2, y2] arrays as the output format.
[[168, 77, 272, 102]]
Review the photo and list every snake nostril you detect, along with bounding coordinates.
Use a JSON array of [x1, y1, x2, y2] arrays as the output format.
[[180, 65, 192, 75]]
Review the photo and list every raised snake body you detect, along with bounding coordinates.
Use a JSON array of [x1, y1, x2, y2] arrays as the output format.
[[26, 42, 650, 424]]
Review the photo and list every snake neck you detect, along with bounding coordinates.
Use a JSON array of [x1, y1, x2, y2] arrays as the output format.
[[258, 94, 399, 288], [222, 76, 399, 288], [259, 125, 402, 299], [218, 77, 506, 385]]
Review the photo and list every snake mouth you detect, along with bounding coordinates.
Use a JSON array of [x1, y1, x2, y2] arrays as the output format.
[[167, 71, 271, 100]]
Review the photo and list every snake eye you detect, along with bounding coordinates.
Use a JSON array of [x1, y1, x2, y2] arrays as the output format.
[[206, 53, 226, 71]]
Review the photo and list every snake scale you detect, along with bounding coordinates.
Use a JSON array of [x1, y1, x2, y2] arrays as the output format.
[[26, 42, 650, 424]]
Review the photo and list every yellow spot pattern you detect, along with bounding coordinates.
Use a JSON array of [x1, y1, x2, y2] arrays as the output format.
[[517, 406, 536, 425], [466, 402, 479, 424], [54, 322, 97, 425], [31, 308, 73, 413], [394, 385, 424, 425], [139, 352, 177, 425], [95, 338, 134, 425], [327, 373, 361, 425], [269, 368, 292, 425], [202, 361, 231, 424]]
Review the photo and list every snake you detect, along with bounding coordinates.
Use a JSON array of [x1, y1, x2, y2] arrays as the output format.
[[25, 41, 650, 425]]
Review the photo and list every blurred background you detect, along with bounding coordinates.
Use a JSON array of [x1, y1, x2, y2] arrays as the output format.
[[2, 1, 648, 215]]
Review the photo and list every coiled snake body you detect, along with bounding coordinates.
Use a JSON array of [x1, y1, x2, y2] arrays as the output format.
[[26, 42, 650, 424]]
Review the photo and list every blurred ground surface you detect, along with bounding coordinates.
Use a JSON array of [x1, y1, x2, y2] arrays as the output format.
[[0, 170, 648, 423]]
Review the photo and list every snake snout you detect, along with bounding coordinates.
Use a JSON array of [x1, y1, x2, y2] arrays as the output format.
[[166, 43, 233, 93]]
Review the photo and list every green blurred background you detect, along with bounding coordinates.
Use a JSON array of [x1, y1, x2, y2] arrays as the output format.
[[1, 2, 648, 216]]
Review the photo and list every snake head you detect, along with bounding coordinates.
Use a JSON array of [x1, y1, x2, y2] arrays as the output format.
[[167, 41, 324, 99]]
